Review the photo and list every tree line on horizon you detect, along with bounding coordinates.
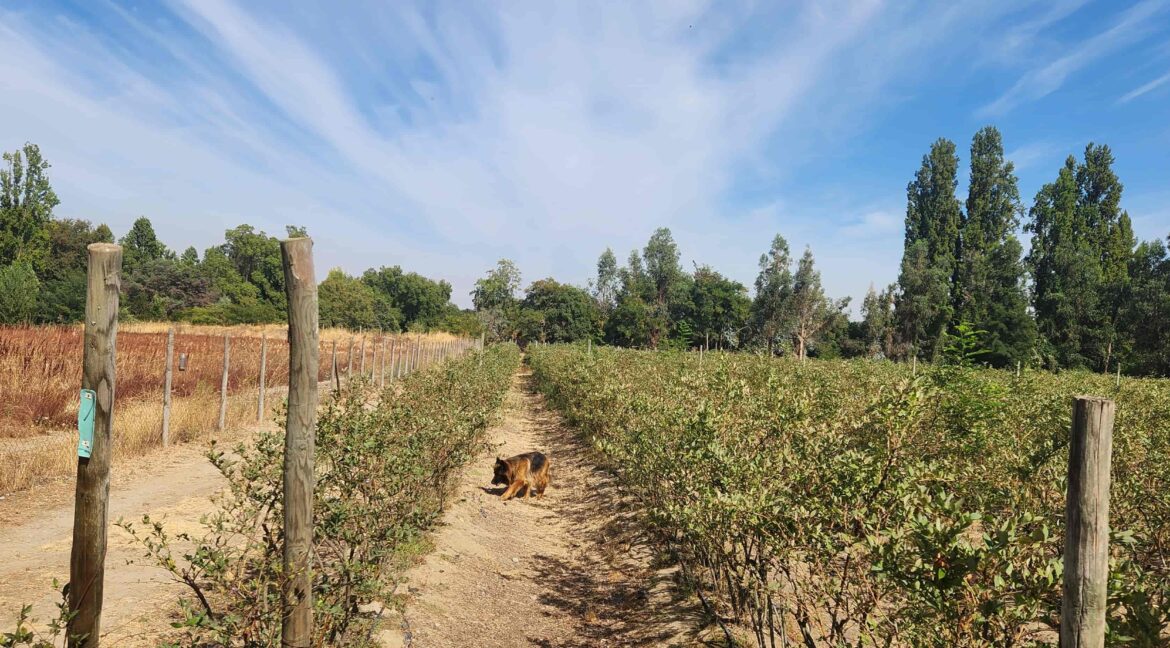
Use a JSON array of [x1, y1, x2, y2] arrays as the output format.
[[0, 143, 478, 334], [467, 126, 1168, 376], [2, 133, 1167, 376]]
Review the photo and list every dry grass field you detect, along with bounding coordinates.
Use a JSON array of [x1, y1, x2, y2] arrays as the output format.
[[0, 323, 460, 493]]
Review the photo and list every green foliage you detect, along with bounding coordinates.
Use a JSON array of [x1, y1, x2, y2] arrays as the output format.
[[0, 143, 58, 273], [685, 266, 750, 348], [528, 345, 1170, 646], [0, 262, 39, 323], [751, 234, 794, 352], [592, 247, 619, 314], [957, 126, 1036, 367], [361, 265, 453, 331], [1027, 145, 1135, 372], [318, 268, 400, 331], [896, 138, 962, 360], [471, 258, 521, 312], [518, 278, 599, 344], [120, 344, 521, 646]]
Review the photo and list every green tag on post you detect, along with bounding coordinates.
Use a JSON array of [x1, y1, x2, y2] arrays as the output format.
[[78, 389, 96, 459]]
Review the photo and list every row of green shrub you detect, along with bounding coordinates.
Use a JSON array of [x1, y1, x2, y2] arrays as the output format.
[[527, 344, 1169, 647]]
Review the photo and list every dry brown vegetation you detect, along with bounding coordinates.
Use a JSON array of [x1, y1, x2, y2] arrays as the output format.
[[0, 323, 459, 494]]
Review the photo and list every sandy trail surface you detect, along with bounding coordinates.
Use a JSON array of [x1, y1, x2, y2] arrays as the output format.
[[0, 440, 231, 646], [0, 370, 705, 647], [379, 369, 704, 648]]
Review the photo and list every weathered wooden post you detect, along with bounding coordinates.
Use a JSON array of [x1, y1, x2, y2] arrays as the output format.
[[347, 338, 354, 378], [1061, 396, 1114, 648], [389, 339, 397, 382], [162, 327, 174, 446], [331, 340, 339, 391], [280, 237, 318, 646], [68, 242, 122, 648], [379, 337, 386, 389], [359, 336, 366, 376], [257, 334, 268, 422], [217, 334, 230, 431]]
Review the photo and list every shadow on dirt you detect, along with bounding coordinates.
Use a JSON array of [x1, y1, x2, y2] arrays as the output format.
[[515, 372, 717, 648]]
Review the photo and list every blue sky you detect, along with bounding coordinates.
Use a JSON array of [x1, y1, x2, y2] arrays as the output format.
[[1, 0, 1167, 311]]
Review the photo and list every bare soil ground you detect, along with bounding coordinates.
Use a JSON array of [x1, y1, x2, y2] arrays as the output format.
[[0, 370, 708, 647], [378, 369, 707, 648], [0, 439, 232, 646]]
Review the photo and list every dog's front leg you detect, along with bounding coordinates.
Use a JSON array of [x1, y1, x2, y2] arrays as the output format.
[[500, 480, 523, 500]]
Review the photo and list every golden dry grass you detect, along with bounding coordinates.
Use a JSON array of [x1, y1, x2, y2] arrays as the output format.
[[0, 322, 469, 494]]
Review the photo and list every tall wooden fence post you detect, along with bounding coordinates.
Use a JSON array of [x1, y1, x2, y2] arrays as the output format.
[[162, 327, 174, 446], [218, 334, 230, 431], [379, 337, 386, 389], [68, 242, 122, 648], [1061, 396, 1114, 648], [280, 237, 318, 646], [257, 334, 268, 422]]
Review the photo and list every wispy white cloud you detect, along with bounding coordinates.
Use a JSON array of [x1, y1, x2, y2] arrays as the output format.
[[0, 0, 1164, 311], [840, 210, 901, 239], [979, 0, 1169, 117], [1118, 70, 1170, 103]]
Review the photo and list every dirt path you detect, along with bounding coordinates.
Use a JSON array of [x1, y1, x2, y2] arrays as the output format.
[[0, 437, 233, 646], [379, 369, 704, 648]]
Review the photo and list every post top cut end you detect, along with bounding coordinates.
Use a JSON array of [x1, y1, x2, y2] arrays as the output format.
[[87, 243, 122, 253], [1074, 395, 1115, 405]]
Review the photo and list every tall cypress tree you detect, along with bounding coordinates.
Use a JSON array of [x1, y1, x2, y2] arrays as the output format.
[[894, 138, 962, 359], [1028, 144, 1134, 371], [1077, 144, 1134, 371], [957, 126, 1035, 366]]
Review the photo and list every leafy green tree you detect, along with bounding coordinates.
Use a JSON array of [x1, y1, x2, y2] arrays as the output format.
[[472, 259, 521, 311], [751, 234, 794, 354], [1120, 236, 1170, 375], [956, 127, 1035, 366], [220, 224, 287, 310], [34, 218, 113, 322], [0, 261, 39, 323], [641, 229, 684, 348], [592, 248, 620, 314], [604, 294, 654, 347], [895, 138, 962, 359], [319, 268, 398, 330], [120, 216, 173, 273], [861, 283, 896, 358], [179, 246, 199, 266], [519, 278, 600, 344], [1027, 145, 1134, 371], [789, 248, 849, 360], [472, 259, 522, 341], [435, 306, 484, 336], [0, 143, 58, 273], [361, 266, 452, 330], [687, 266, 750, 349], [123, 258, 216, 320]]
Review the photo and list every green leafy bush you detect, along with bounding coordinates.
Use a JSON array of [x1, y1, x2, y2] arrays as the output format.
[[527, 344, 1170, 646], [119, 343, 519, 646]]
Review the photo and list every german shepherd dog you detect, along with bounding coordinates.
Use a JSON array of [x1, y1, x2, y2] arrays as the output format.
[[492, 452, 551, 500]]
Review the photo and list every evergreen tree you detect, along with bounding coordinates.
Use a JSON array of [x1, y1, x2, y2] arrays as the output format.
[[957, 126, 1035, 366], [894, 138, 962, 359], [789, 248, 849, 360], [120, 216, 172, 273], [593, 248, 619, 314], [1120, 236, 1170, 375], [751, 234, 794, 354], [860, 283, 896, 358], [1027, 145, 1133, 371]]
